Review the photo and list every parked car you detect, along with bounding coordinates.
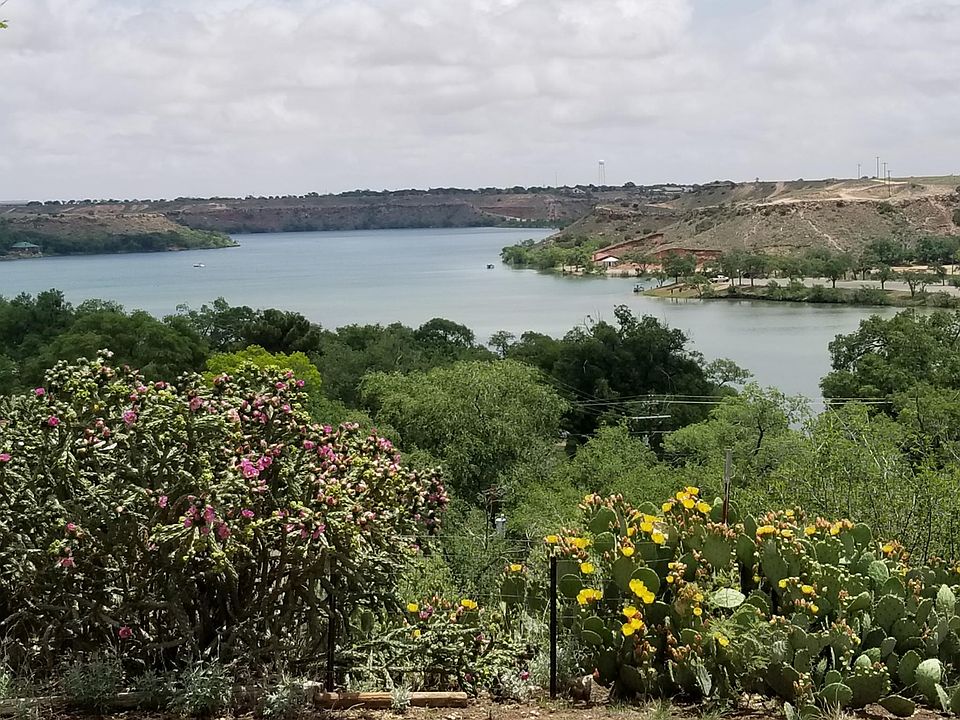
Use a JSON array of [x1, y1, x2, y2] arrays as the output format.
[[710, 274, 730, 283]]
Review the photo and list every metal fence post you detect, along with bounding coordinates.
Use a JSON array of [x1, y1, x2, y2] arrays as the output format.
[[549, 554, 558, 700], [326, 562, 337, 693]]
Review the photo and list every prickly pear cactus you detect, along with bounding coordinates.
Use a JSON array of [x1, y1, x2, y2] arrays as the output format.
[[534, 487, 960, 708]]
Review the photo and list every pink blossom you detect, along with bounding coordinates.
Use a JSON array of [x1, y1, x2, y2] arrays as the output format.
[[281, 404, 291, 413], [295, 379, 305, 388], [520, 671, 530, 681], [59, 557, 75, 568], [239, 458, 260, 478], [34, 387, 45, 396], [241, 509, 255, 519], [216, 523, 230, 540], [303, 440, 315, 451], [122, 409, 137, 426], [66, 522, 78, 534], [47, 416, 60, 427], [322, 425, 333, 434], [118, 626, 133, 640], [0, 453, 10, 463], [189, 396, 203, 412], [158, 495, 168, 508], [203, 506, 216, 523], [200, 526, 211, 536], [275, 381, 286, 390], [258, 455, 273, 470], [183, 517, 193, 529]]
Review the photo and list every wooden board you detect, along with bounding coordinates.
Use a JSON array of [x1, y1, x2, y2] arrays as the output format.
[[313, 691, 469, 709]]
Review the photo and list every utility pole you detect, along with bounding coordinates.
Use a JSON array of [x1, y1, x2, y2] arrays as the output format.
[[857, 163, 861, 180], [883, 161, 887, 186], [876, 156, 880, 179]]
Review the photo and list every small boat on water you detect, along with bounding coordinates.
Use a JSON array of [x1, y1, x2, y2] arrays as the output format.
[[193, 263, 205, 268], [486, 263, 495, 269]]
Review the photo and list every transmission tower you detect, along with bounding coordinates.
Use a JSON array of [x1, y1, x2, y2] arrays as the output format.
[[598, 160, 606, 186]]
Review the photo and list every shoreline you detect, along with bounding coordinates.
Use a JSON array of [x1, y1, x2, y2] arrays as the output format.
[[642, 281, 960, 309]]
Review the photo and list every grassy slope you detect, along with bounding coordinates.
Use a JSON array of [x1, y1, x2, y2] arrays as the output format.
[[553, 176, 960, 257]]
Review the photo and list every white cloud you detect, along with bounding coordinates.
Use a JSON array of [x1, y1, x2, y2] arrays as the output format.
[[0, 0, 957, 199]]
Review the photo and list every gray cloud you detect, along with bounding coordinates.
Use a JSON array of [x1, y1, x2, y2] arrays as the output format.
[[0, 0, 958, 200]]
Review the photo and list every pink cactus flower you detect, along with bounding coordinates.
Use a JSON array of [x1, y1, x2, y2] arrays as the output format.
[[216, 523, 230, 540], [118, 626, 133, 640], [0, 453, 10, 463], [47, 416, 60, 427], [59, 557, 75, 568], [189, 396, 203, 412], [66, 522, 78, 534], [158, 495, 168, 508], [122, 409, 137, 426], [241, 509, 254, 519], [34, 387, 46, 396]]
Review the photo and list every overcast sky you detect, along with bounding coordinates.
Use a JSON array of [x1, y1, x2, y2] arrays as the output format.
[[1, 0, 959, 200]]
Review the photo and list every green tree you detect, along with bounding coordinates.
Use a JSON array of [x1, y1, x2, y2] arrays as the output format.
[[488, 330, 516, 358], [901, 271, 932, 297], [742, 253, 771, 288], [876, 264, 894, 289], [822, 254, 851, 289], [662, 252, 697, 284], [359, 360, 568, 503], [821, 310, 960, 400], [719, 251, 745, 286]]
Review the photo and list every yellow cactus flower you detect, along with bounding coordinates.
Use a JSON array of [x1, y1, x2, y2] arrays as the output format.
[[509, 563, 523, 573], [640, 521, 654, 533], [407, 602, 420, 613], [460, 598, 478, 610], [696, 501, 711, 514], [545, 534, 559, 545], [662, 502, 674, 513], [412, 628, 422, 638], [629, 579, 656, 604], [580, 562, 595, 574], [643, 514, 659, 524], [651, 530, 666, 545], [715, 633, 730, 647], [785, 509, 795, 518], [666, 575, 675, 584], [577, 588, 603, 606], [449, 612, 458, 622], [630, 617, 644, 630], [693, 606, 703, 617], [627, 526, 637, 537], [882, 543, 894, 554], [685, 486, 700, 495], [622, 605, 639, 618], [571, 537, 591, 549], [780, 529, 794, 538], [804, 526, 817, 536], [675, 490, 687, 501], [801, 584, 815, 595], [830, 524, 841, 536], [622, 623, 636, 637], [583, 494, 595, 504], [757, 525, 776, 536], [694, 592, 704, 602], [621, 546, 635, 557], [778, 579, 788, 589], [681, 497, 696, 510], [810, 604, 819, 614]]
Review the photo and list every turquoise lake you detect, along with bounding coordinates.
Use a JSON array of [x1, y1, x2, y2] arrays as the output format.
[[0, 227, 898, 400]]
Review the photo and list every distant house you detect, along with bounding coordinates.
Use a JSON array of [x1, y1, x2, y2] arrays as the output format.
[[599, 256, 620, 266], [8, 241, 42, 257]]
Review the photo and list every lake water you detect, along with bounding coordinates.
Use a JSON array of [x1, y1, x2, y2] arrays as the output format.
[[0, 227, 899, 400]]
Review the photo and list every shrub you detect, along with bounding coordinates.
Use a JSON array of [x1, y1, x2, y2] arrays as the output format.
[[61, 658, 122, 712], [167, 662, 232, 717], [262, 675, 307, 719], [0, 353, 447, 675]]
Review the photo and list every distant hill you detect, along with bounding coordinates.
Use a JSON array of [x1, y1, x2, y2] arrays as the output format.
[[554, 176, 960, 258]]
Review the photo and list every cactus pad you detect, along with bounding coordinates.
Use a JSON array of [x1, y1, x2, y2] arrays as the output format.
[[879, 695, 916, 717]]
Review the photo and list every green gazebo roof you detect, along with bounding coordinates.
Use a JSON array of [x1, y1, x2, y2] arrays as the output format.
[[10, 241, 41, 249]]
